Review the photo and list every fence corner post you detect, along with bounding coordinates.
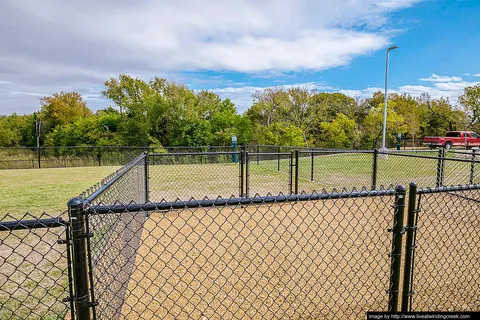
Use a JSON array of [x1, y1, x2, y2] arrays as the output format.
[[388, 184, 406, 312], [401, 182, 418, 312], [67, 197, 91, 320], [372, 149, 378, 190]]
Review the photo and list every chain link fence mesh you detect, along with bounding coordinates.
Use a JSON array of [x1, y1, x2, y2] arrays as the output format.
[[89, 190, 396, 319], [0, 213, 72, 320], [409, 187, 480, 312]]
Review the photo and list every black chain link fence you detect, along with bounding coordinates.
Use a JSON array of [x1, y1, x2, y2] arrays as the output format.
[[405, 185, 480, 312], [88, 189, 398, 319], [0, 213, 73, 320], [2, 148, 480, 319]]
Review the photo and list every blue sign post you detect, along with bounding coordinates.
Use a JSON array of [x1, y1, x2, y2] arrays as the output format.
[[232, 135, 238, 163]]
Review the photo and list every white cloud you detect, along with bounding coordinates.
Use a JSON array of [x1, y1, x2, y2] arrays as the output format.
[[420, 74, 462, 82], [339, 77, 479, 104], [0, 0, 422, 114]]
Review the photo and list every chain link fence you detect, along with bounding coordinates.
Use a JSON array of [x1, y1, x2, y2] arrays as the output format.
[[403, 185, 480, 312], [0, 213, 73, 320], [2, 148, 480, 319], [87, 189, 398, 319]]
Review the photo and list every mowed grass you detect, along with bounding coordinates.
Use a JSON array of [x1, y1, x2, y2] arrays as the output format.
[[0, 166, 119, 220]]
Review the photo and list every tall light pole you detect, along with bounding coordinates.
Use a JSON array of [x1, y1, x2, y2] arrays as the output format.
[[381, 45, 398, 151]]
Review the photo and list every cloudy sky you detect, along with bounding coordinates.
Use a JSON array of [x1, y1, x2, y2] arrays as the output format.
[[0, 0, 479, 115]]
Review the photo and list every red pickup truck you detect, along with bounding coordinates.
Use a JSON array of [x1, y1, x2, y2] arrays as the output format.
[[424, 131, 480, 149]]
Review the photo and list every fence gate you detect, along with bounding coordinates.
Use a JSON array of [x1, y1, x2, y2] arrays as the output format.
[[401, 184, 480, 312]]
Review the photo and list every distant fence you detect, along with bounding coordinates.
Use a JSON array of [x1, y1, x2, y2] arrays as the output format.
[[0, 142, 431, 170], [1, 149, 480, 319]]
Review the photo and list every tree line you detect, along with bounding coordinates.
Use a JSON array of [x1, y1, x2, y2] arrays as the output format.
[[1, 74, 479, 149]]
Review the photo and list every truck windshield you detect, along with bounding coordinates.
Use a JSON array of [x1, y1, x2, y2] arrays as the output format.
[[471, 132, 480, 138]]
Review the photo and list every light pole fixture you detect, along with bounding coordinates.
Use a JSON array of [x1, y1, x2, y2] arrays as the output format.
[[381, 45, 398, 151]]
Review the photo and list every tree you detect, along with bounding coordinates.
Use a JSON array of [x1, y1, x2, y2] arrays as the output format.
[[39, 92, 92, 134], [362, 100, 407, 146], [458, 84, 480, 127], [319, 114, 359, 149]]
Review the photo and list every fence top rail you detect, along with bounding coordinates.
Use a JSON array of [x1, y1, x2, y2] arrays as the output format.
[[84, 152, 147, 204], [378, 150, 480, 164], [0, 217, 67, 231], [247, 152, 292, 156], [446, 149, 479, 156], [88, 187, 397, 215], [416, 183, 480, 195], [150, 151, 239, 156], [298, 149, 374, 154]]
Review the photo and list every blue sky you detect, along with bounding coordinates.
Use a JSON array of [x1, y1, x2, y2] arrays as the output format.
[[0, 0, 479, 114]]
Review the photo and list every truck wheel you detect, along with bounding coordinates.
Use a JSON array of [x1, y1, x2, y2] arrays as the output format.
[[444, 142, 452, 150]]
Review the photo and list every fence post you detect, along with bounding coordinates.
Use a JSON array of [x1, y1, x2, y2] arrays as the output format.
[[388, 184, 406, 312], [245, 151, 250, 197], [97, 148, 101, 167], [37, 147, 41, 169], [310, 151, 314, 182], [144, 153, 149, 202], [372, 149, 378, 190], [256, 145, 259, 165], [277, 146, 281, 172], [289, 152, 293, 194], [436, 148, 445, 187], [470, 149, 476, 184], [68, 198, 91, 320], [239, 150, 244, 197], [402, 182, 418, 312], [294, 150, 299, 194]]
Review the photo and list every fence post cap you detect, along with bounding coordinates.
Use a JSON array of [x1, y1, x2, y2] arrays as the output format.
[[409, 182, 417, 187], [67, 197, 83, 207], [395, 185, 406, 192]]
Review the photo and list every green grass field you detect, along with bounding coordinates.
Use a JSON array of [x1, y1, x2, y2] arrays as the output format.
[[2, 151, 477, 219], [0, 166, 119, 220]]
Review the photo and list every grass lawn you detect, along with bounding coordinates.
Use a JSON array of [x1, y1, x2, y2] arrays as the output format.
[[0, 166, 119, 220]]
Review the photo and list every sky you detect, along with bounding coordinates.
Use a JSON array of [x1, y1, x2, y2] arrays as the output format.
[[0, 0, 479, 115]]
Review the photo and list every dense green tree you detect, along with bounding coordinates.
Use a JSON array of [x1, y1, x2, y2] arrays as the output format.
[[39, 92, 92, 134], [458, 84, 480, 126]]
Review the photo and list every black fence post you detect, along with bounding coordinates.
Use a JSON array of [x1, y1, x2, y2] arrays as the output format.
[[402, 182, 418, 312], [37, 147, 41, 169], [245, 151, 250, 197], [310, 151, 314, 182], [239, 150, 244, 197], [97, 148, 101, 167], [372, 149, 378, 190], [388, 185, 406, 312], [144, 153, 149, 202], [436, 148, 445, 187], [294, 150, 299, 194], [289, 152, 293, 194], [470, 149, 476, 184], [277, 146, 281, 172], [68, 198, 91, 320], [256, 145, 260, 165]]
